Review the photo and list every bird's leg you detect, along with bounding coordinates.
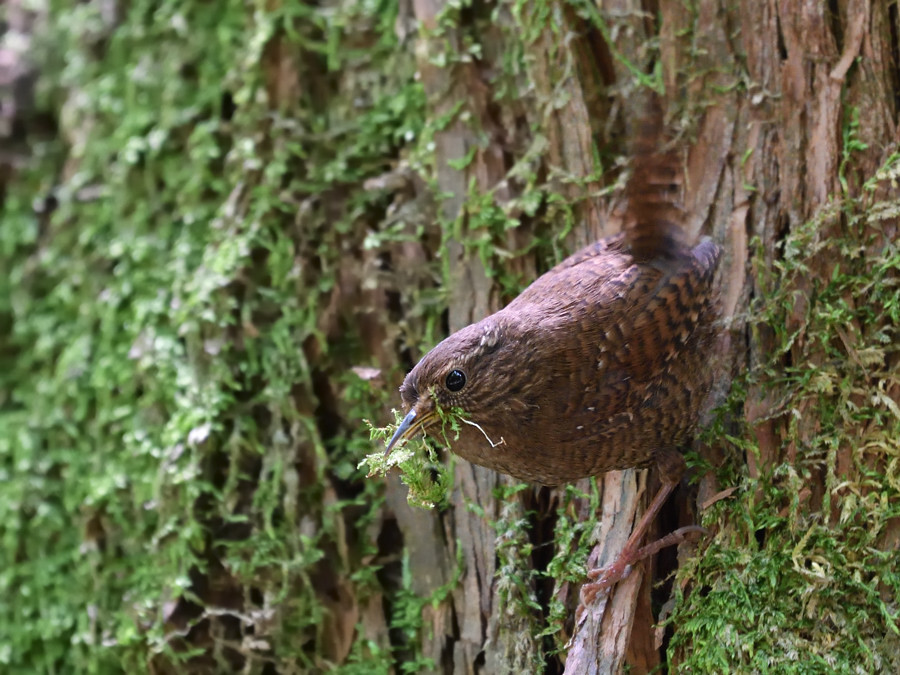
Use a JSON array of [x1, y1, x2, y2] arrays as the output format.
[[579, 479, 675, 605], [579, 449, 704, 606]]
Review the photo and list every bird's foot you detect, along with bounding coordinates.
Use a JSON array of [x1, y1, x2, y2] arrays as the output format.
[[578, 525, 708, 609], [579, 555, 634, 608]]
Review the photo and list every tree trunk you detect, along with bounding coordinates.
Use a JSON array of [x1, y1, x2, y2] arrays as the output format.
[[2, 0, 898, 673]]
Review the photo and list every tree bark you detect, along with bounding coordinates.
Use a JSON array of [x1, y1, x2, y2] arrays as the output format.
[[386, 1, 900, 672], [3, 0, 899, 672]]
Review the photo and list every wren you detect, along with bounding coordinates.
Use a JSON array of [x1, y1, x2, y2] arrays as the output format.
[[386, 107, 721, 596]]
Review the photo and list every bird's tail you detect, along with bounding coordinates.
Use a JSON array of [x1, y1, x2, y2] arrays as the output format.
[[623, 97, 688, 262]]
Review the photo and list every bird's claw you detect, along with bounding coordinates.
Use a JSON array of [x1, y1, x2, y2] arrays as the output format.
[[578, 560, 633, 608], [577, 525, 708, 615]]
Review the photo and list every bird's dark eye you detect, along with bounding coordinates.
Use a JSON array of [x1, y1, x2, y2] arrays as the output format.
[[445, 369, 466, 392]]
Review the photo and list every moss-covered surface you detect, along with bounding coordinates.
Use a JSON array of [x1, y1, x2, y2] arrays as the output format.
[[1, 0, 430, 670], [3, 0, 899, 672], [669, 163, 900, 671]]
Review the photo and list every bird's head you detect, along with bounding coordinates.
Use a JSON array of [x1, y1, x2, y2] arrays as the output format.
[[385, 317, 524, 455]]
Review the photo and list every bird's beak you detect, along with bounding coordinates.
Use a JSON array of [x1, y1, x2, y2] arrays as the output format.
[[385, 407, 436, 457]]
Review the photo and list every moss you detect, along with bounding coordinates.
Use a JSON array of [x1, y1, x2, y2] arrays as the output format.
[[1, 0, 427, 670], [362, 408, 456, 510], [668, 164, 900, 672], [8, 0, 897, 670]]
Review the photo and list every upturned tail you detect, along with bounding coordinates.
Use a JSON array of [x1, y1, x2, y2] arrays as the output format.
[[623, 97, 688, 262]]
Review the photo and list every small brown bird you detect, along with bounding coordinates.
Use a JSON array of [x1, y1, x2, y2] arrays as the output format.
[[386, 105, 720, 598]]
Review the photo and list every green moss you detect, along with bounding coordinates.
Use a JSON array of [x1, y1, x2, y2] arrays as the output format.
[[668, 164, 900, 672], [1, 0, 427, 670], [362, 408, 455, 510], [9, 0, 897, 670]]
